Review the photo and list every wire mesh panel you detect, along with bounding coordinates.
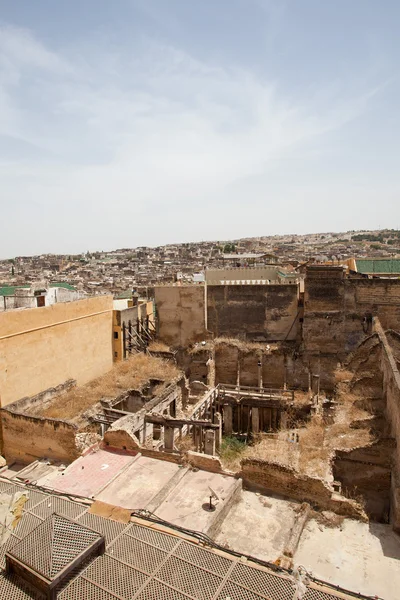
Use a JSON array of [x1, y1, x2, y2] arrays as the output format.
[[126, 523, 181, 552], [174, 541, 232, 577], [78, 513, 128, 547], [156, 555, 223, 600], [108, 534, 168, 574], [215, 580, 269, 600], [30, 496, 87, 520], [84, 554, 148, 598], [13, 513, 43, 540], [8, 514, 103, 581], [304, 588, 345, 600], [58, 577, 121, 600], [0, 571, 42, 599], [0, 535, 20, 570], [230, 562, 295, 600], [134, 578, 195, 600], [21, 490, 48, 511]]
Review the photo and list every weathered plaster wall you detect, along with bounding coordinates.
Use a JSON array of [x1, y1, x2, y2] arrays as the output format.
[[374, 321, 400, 531], [333, 441, 393, 522], [207, 284, 299, 341], [155, 286, 206, 347], [303, 267, 400, 356], [0, 296, 113, 408], [1, 409, 79, 464]]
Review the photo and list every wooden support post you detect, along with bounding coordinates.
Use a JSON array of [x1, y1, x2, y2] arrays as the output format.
[[224, 404, 233, 435], [251, 407, 260, 434]]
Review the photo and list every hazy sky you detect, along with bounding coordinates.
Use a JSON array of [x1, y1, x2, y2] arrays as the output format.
[[0, 0, 399, 257]]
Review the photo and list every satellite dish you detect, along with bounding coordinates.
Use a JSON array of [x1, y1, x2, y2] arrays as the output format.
[[208, 486, 219, 501]]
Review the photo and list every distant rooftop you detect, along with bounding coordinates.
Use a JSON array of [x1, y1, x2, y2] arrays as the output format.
[[355, 258, 400, 275]]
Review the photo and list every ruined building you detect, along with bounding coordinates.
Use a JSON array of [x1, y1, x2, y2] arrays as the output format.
[[0, 265, 399, 598]]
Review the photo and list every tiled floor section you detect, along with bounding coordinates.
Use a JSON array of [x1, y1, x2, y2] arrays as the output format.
[[45, 449, 137, 497]]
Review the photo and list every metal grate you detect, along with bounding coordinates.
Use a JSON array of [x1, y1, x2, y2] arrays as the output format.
[[13, 513, 43, 539], [134, 578, 194, 600], [0, 571, 42, 599], [78, 513, 128, 547], [84, 554, 148, 598], [304, 588, 344, 600], [125, 523, 180, 552], [0, 482, 13, 493], [21, 490, 48, 511], [58, 577, 121, 600], [9, 514, 103, 580], [216, 580, 268, 600], [231, 562, 295, 600], [30, 496, 87, 520], [174, 541, 232, 577], [108, 533, 168, 574], [156, 555, 223, 600], [0, 536, 20, 570]]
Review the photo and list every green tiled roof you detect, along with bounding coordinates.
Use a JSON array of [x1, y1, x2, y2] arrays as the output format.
[[356, 259, 400, 274], [116, 290, 133, 299], [0, 285, 29, 296], [49, 282, 76, 291]]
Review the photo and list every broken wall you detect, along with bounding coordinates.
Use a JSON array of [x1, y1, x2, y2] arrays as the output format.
[[1, 408, 79, 464], [155, 286, 206, 347], [207, 284, 299, 341]]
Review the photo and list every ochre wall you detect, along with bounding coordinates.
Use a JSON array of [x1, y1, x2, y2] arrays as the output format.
[[0, 296, 113, 407], [155, 286, 206, 347]]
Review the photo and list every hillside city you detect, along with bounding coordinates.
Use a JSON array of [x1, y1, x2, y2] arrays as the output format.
[[1, 229, 400, 302]]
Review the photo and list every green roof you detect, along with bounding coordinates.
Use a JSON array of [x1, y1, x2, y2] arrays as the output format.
[[0, 283, 76, 296], [0, 285, 29, 296], [356, 259, 400, 274], [49, 282, 76, 291], [115, 290, 133, 299]]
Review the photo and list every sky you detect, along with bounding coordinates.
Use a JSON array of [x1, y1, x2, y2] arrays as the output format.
[[0, 0, 399, 257]]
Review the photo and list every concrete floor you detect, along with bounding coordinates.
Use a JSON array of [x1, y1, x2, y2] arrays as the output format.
[[97, 455, 185, 510], [216, 490, 297, 561], [155, 469, 240, 535], [294, 518, 400, 600]]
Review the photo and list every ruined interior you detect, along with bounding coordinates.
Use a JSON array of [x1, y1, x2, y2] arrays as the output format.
[[1, 265, 400, 598]]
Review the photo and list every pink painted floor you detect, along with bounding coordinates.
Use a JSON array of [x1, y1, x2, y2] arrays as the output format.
[[45, 449, 137, 498]]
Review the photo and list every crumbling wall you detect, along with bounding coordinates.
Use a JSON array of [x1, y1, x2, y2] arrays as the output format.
[[215, 343, 239, 385], [333, 440, 393, 522], [374, 320, 400, 531], [207, 284, 299, 341], [154, 286, 206, 347], [241, 458, 365, 519], [1, 408, 79, 464]]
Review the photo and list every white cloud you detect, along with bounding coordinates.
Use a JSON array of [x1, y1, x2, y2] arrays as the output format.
[[0, 24, 389, 256]]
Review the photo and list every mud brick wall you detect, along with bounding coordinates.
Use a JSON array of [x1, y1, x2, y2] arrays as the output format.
[[207, 284, 299, 342], [241, 458, 364, 519], [215, 344, 239, 385], [333, 441, 393, 522], [374, 320, 400, 531], [1, 409, 79, 464], [155, 286, 206, 347]]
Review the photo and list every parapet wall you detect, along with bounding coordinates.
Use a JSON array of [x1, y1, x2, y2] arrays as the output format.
[[0, 296, 114, 408]]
